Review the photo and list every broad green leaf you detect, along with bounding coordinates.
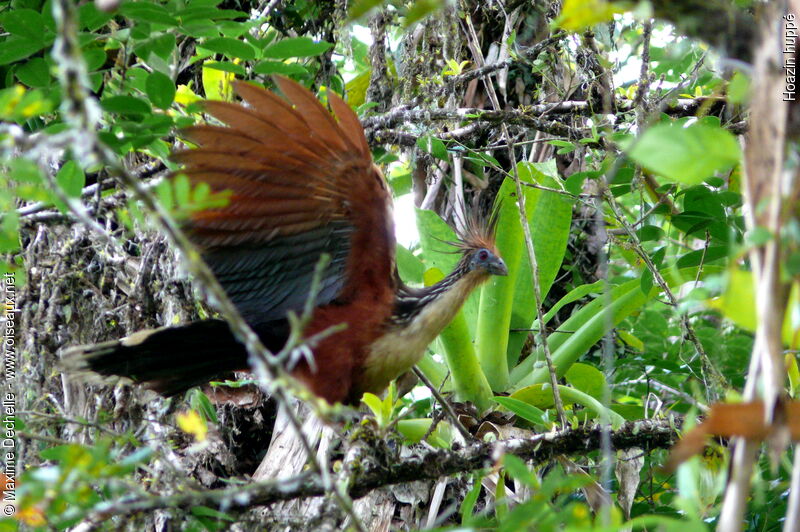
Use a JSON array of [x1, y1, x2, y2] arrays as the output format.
[[262, 37, 333, 59], [0, 211, 20, 253], [252, 61, 308, 76], [397, 419, 451, 448], [506, 161, 573, 366], [204, 61, 247, 76], [191, 506, 235, 521], [101, 95, 151, 116], [1, 9, 46, 42], [493, 396, 549, 426], [618, 330, 645, 351], [539, 280, 604, 325], [201, 37, 256, 60], [396, 244, 424, 285], [415, 208, 480, 330], [404, 0, 445, 27], [120, 2, 178, 26], [564, 362, 607, 400], [502, 455, 539, 487], [7, 158, 42, 184], [427, 268, 493, 411], [361, 393, 384, 423], [145, 71, 176, 109], [637, 224, 664, 242], [78, 2, 114, 30], [476, 176, 524, 391], [416, 135, 448, 160], [174, 6, 248, 22], [83, 48, 107, 72], [0, 38, 44, 65], [415, 208, 459, 274], [348, 0, 384, 22], [627, 121, 741, 185], [344, 70, 370, 108], [179, 19, 221, 38], [56, 161, 85, 198], [15, 57, 50, 88]]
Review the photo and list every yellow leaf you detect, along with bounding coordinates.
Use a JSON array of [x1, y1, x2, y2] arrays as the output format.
[[175, 84, 201, 106], [706, 267, 800, 346], [788, 354, 800, 398], [16, 506, 46, 526], [345, 70, 370, 109], [177, 410, 207, 442], [202, 63, 233, 101], [556, 0, 626, 32], [618, 329, 644, 351]]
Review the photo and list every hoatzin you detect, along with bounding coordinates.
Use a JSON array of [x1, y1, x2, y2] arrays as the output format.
[[65, 77, 508, 405]]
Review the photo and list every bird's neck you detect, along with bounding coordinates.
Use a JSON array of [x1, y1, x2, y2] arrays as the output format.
[[393, 261, 488, 328]]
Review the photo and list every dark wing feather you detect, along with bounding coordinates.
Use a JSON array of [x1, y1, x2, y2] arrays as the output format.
[[176, 77, 394, 328]]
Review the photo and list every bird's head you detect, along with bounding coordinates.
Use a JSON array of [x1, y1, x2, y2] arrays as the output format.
[[452, 211, 507, 277], [466, 246, 508, 276]]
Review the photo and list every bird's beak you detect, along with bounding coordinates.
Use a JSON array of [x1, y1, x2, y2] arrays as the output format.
[[487, 256, 508, 276]]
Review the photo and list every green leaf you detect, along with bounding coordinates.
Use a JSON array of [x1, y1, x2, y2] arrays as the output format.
[[637, 224, 664, 242], [78, 2, 114, 30], [404, 0, 446, 26], [1, 9, 45, 42], [7, 158, 42, 184], [503, 455, 539, 487], [426, 268, 494, 411], [149, 33, 177, 61], [203, 61, 247, 76], [0, 210, 20, 253], [262, 37, 333, 59], [416, 135, 448, 160], [120, 2, 178, 26], [0, 37, 44, 65], [188, 389, 219, 424], [56, 161, 85, 198], [179, 19, 221, 38], [15, 57, 51, 88], [539, 281, 604, 326], [83, 47, 107, 71], [101, 95, 152, 116], [252, 60, 308, 76], [506, 161, 573, 366], [396, 244, 424, 285], [145, 71, 176, 110], [397, 419, 451, 448], [191, 506, 235, 521], [564, 362, 607, 400], [627, 121, 741, 185], [493, 396, 548, 426], [201, 37, 257, 60], [348, 0, 384, 21]]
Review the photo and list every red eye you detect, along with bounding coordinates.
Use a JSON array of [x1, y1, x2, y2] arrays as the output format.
[[478, 249, 489, 261]]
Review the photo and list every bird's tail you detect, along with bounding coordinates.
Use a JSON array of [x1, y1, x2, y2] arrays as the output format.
[[62, 320, 250, 397]]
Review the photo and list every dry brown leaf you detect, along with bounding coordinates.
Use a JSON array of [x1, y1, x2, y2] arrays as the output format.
[[665, 400, 800, 471]]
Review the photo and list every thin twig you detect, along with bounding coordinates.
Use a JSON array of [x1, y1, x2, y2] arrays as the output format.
[[412, 366, 473, 441]]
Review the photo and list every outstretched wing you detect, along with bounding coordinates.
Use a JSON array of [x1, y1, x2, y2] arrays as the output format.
[[173, 77, 395, 328]]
